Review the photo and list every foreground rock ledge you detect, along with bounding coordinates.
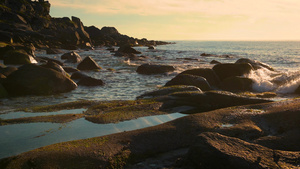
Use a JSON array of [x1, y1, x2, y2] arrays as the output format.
[[0, 98, 299, 168]]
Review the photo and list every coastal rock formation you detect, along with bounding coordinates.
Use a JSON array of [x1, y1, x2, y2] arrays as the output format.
[[77, 56, 102, 71], [117, 44, 141, 54], [136, 63, 175, 75], [165, 74, 211, 91], [179, 68, 220, 87], [3, 64, 77, 96], [61, 51, 82, 63], [212, 63, 253, 81], [77, 76, 104, 86], [70, 71, 89, 80], [41, 61, 68, 76], [3, 50, 37, 65], [220, 76, 253, 92], [236, 58, 275, 71]]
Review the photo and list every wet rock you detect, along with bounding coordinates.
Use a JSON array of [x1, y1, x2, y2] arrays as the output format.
[[77, 77, 104, 86], [61, 51, 82, 63], [3, 50, 37, 65], [41, 61, 68, 76], [77, 56, 102, 71], [0, 66, 18, 77], [0, 30, 13, 44], [3, 64, 77, 96], [210, 60, 221, 64], [0, 83, 8, 98], [165, 74, 211, 91], [136, 63, 175, 75], [0, 45, 15, 60], [118, 44, 141, 54], [71, 72, 89, 80], [220, 76, 253, 92], [137, 85, 202, 99], [160, 90, 272, 113], [236, 58, 274, 71], [148, 46, 156, 50], [63, 67, 79, 73], [212, 63, 253, 81], [179, 68, 220, 87], [46, 48, 63, 54], [187, 132, 300, 169], [36, 57, 64, 66]]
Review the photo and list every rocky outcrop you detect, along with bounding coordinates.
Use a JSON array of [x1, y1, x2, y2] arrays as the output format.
[[136, 63, 175, 75], [77, 77, 104, 86], [179, 68, 220, 87], [77, 56, 102, 71], [165, 74, 211, 91], [220, 76, 253, 92], [236, 58, 274, 71], [61, 51, 82, 63], [3, 50, 37, 65], [3, 64, 77, 96], [212, 63, 254, 81]]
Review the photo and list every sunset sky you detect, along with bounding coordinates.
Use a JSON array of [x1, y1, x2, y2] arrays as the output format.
[[49, 0, 300, 41]]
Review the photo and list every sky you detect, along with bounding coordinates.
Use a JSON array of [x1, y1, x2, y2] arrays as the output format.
[[49, 0, 300, 41]]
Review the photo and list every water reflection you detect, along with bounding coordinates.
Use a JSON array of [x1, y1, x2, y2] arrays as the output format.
[[0, 113, 185, 159]]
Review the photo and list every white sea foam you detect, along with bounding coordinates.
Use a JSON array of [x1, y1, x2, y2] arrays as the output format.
[[247, 68, 300, 94]]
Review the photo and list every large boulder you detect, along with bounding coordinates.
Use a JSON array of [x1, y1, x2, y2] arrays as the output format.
[[212, 63, 253, 81], [41, 61, 68, 77], [136, 63, 175, 75], [236, 58, 274, 71], [165, 74, 211, 91], [179, 68, 220, 87], [77, 77, 104, 86], [3, 64, 77, 96], [3, 50, 37, 65], [118, 44, 141, 54], [36, 57, 64, 66], [70, 72, 89, 80], [187, 132, 299, 169], [77, 56, 102, 71], [61, 51, 82, 63], [0, 66, 18, 77], [220, 76, 253, 92], [0, 83, 8, 98]]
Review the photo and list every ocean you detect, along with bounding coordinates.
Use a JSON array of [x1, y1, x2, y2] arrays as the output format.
[[1, 41, 300, 110]]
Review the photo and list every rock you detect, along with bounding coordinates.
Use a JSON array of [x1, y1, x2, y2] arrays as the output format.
[[160, 90, 272, 113], [77, 77, 104, 86], [46, 48, 62, 54], [0, 83, 8, 98], [3, 64, 77, 96], [165, 74, 211, 91], [0, 45, 15, 60], [0, 66, 18, 77], [200, 53, 212, 57], [148, 46, 156, 50], [220, 76, 253, 92], [210, 60, 221, 64], [118, 44, 141, 54], [71, 72, 89, 80], [236, 58, 274, 71], [61, 51, 82, 63], [137, 85, 202, 99], [3, 50, 37, 65], [136, 63, 175, 75], [36, 57, 64, 66], [179, 68, 220, 87], [41, 61, 68, 76], [0, 30, 13, 44], [212, 63, 253, 81], [77, 56, 102, 71], [63, 67, 79, 73], [187, 132, 299, 169]]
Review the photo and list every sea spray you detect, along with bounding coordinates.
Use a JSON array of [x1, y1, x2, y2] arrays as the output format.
[[246, 68, 278, 92]]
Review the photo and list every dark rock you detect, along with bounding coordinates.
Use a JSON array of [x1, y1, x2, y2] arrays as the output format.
[[0, 73, 6, 79], [187, 132, 299, 169], [160, 90, 272, 113], [46, 48, 62, 54], [179, 68, 220, 87], [36, 57, 64, 66], [0, 45, 15, 60], [212, 63, 253, 81], [220, 76, 253, 92], [63, 67, 79, 73], [71, 72, 89, 80], [3, 50, 37, 65], [100, 27, 120, 35], [118, 44, 141, 54], [41, 61, 68, 76], [61, 51, 82, 63], [137, 85, 202, 99], [0, 83, 8, 98], [3, 64, 77, 96], [165, 74, 211, 91], [136, 63, 175, 75], [77, 56, 102, 71], [236, 58, 274, 71], [0, 66, 18, 77], [148, 46, 156, 50], [200, 53, 212, 57], [0, 30, 13, 44], [210, 60, 221, 64], [77, 77, 104, 86]]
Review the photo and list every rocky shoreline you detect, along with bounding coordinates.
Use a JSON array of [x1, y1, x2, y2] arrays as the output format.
[[1, 0, 300, 169]]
